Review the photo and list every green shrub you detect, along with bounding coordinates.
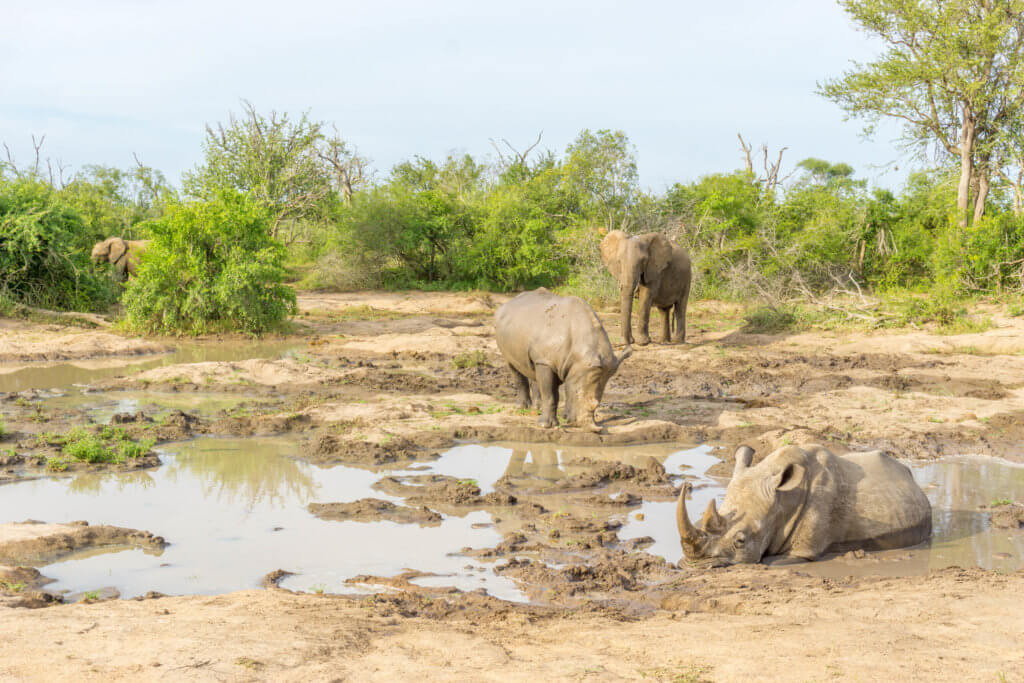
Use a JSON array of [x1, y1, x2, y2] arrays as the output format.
[[57, 426, 154, 465], [122, 191, 296, 335], [0, 177, 117, 311], [62, 431, 115, 463]]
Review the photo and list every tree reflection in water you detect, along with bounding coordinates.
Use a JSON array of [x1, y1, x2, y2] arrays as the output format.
[[160, 438, 318, 508], [66, 470, 157, 495]]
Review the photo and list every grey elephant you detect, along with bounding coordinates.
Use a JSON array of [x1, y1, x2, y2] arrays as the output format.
[[91, 237, 151, 279], [676, 443, 932, 565], [495, 288, 631, 432], [600, 230, 692, 345]]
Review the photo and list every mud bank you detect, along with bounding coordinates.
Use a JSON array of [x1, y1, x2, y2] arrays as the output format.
[[5, 292, 1024, 680]]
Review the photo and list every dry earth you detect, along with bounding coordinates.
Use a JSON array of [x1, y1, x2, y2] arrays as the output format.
[[2, 291, 1024, 681]]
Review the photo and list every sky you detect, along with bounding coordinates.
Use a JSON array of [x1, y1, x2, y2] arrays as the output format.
[[1, 0, 910, 192]]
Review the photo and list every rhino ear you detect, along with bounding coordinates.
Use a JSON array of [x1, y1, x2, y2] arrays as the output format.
[[733, 446, 755, 476], [771, 462, 805, 493]]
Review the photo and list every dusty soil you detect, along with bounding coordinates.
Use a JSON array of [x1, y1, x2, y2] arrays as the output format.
[[0, 567, 1021, 681], [5, 291, 1024, 680], [0, 322, 171, 362]]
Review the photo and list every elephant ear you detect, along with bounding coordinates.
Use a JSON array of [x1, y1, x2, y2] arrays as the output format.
[[600, 230, 629, 285], [643, 234, 674, 284], [108, 238, 127, 265]]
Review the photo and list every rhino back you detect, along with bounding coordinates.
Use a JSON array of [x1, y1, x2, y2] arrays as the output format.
[[495, 290, 614, 379], [831, 451, 932, 552]]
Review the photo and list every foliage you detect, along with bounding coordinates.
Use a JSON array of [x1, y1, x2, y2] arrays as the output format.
[[0, 177, 118, 310], [184, 101, 367, 244], [321, 147, 579, 290], [58, 426, 154, 465], [122, 191, 297, 335], [819, 0, 1024, 225]]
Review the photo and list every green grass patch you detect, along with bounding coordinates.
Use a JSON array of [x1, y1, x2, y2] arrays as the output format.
[[50, 426, 155, 465], [742, 305, 801, 334], [332, 305, 409, 321], [452, 350, 489, 369]]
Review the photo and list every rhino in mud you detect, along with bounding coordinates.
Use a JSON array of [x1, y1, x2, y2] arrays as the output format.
[[495, 288, 631, 433], [676, 444, 932, 565]]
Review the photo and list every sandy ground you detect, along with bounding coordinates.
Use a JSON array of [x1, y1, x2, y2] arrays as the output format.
[[0, 568, 1021, 682], [3, 291, 1024, 681]]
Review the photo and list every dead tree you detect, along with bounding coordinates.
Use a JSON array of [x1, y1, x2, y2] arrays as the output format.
[[318, 128, 370, 204], [489, 131, 544, 169], [737, 133, 789, 193]]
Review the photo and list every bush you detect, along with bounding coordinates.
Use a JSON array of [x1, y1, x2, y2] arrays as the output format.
[[0, 177, 118, 311], [122, 191, 297, 335], [59, 426, 155, 464]]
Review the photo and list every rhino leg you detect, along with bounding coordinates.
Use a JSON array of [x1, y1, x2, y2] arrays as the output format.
[[510, 364, 532, 409], [535, 365, 559, 429]]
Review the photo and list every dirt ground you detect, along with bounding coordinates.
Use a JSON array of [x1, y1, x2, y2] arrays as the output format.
[[2, 291, 1024, 681]]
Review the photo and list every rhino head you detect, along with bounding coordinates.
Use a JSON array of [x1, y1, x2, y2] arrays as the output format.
[[565, 346, 632, 433], [676, 445, 809, 565]]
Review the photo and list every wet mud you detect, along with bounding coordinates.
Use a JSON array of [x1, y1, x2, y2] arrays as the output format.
[[2, 292, 1024, 663]]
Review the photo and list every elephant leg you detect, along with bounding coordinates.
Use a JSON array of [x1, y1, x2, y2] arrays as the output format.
[[660, 306, 672, 343], [619, 284, 635, 345], [535, 365, 560, 429], [636, 287, 653, 346], [510, 365, 532, 409], [672, 286, 690, 344]]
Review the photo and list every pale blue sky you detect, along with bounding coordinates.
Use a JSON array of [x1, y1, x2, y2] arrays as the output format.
[[1, 0, 908, 191]]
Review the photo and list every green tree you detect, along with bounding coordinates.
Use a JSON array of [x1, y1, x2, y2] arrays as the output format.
[[820, 0, 1024, 226], [60, 164, 172, 238], [563, 129, 639, 230], [0, 177, 117, 310], [183, 102, 335, 243], [122, 191, 296, 335]]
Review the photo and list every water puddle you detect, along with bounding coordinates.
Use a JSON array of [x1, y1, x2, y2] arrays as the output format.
[[0, 340, 301, 393], [0, 439, 706, 601], [2, 438, 1021, 603], [39, 390, 257, 423], [618, 455, 1024, 575]]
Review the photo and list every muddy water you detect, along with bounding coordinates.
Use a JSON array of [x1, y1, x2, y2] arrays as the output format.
[[0, 340, 301, 393], [0, 437, 525, 600], [2, 430, 1021, 601], [40, 390, 256, 423], [619, 455, 1024, 575]]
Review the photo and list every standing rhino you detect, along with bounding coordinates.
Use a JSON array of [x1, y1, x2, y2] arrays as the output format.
[[677, 443, 932, 564], [495, 288, 631, 433]]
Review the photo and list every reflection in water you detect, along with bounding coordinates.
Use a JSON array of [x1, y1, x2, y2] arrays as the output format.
[[40, 391, 254, 425], [67, 470, 157, 495], [161, 439, 318, 508], [2, 438, 1021, 600], [0, 437, 521, 600], [0, 340, 300, 393]]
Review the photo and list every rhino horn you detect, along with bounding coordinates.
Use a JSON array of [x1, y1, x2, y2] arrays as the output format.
[[700, 498, 726, 533], [614, 345, 633, 371], [676, 482, 707, 551]]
